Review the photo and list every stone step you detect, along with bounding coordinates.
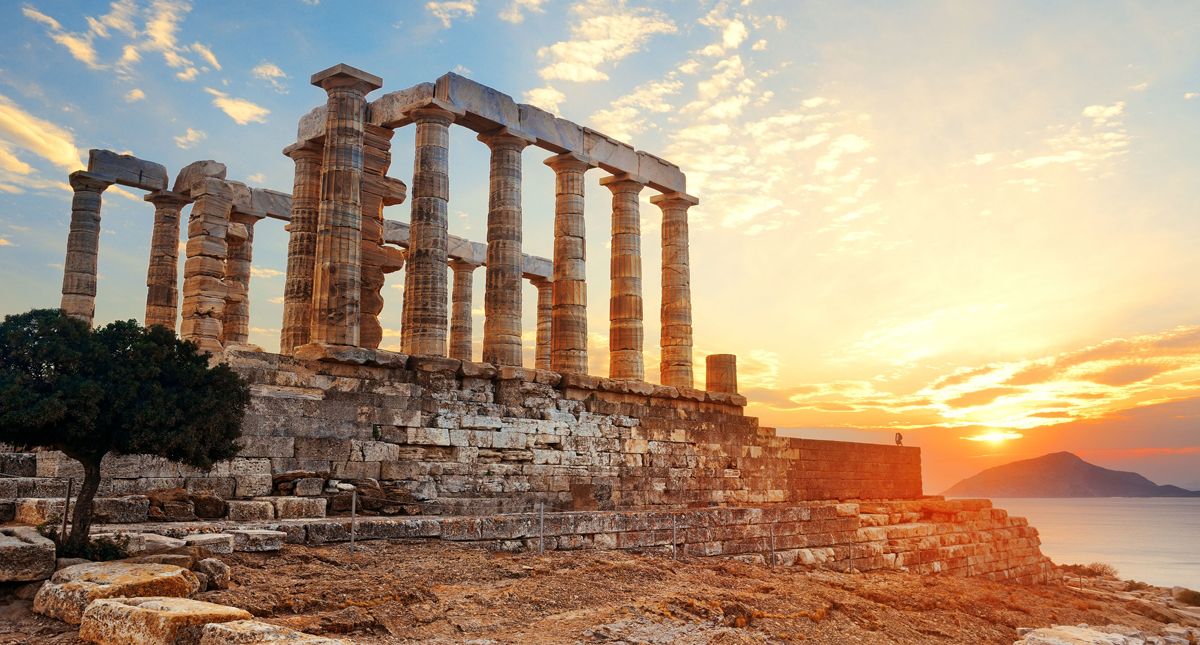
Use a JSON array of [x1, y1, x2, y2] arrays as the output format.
[[12, 496, 150, 525]]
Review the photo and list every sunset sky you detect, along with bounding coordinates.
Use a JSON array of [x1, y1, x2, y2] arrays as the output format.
[[1, 1, 1198, 492]]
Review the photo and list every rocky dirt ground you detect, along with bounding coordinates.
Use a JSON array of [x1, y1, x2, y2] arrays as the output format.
[[2, 540, 1197, 644]]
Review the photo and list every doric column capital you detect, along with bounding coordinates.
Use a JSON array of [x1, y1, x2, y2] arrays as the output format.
[[599, 172, 646, 194], [310, 63, 382, 94], [143, 190, 191, 208], [543, 152, 593, 173], [649, 191, 700, 210], [477, 127, 534, 151], [448, 258, 479, 273], [406, 103, 461, 127], [283, 140, 324, 162], [68, 171, 113, 193], [529, 275, 552, 289]]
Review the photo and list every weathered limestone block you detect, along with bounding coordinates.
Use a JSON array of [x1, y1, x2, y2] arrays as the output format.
[[87, 149, 168, 191], [14, 496, 149, 525], [229, 529, 285, 552], [518, 103, 584, 152], [0, 527, 56, 582], [637, 150, 686, 194], [78, 597, 251, 645], [200, 620, 351, 644], [183, 533, 234, 554], [172, 160, 227, 195], [436, 72, 522, 133], [194, 558, 230, 590], [226, 500, 274, 521], [258, 496, 326, 519], [583, 128, 639, 176], [366, 82, 435, 128], [33, 562, 200, 624]]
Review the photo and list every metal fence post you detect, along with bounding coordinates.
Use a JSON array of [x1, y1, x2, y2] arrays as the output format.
[[350, 490, 358, 555], [538, 502, 545, 555], [60, 478, 74, 546], [672, 513, 678, 560]]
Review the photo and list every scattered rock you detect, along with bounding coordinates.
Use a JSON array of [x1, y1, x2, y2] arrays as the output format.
[[199, 619, 352, 644], [183, 533, 234, 555], [194, 558, 230, 590], [230, 529, 285, 552], [0, 527, 56, 582], [78, 596, 251, 645], [32, 561, 200, 624]]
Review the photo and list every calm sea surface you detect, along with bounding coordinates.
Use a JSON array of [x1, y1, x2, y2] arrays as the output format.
[[985, 498, 1200, 589]]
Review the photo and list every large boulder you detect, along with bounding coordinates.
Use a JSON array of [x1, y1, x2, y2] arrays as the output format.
[[33, 561, 200, 624], [0, 527, 56, 581], [200, 620, 351, 644], [79, 596, 251, 645]]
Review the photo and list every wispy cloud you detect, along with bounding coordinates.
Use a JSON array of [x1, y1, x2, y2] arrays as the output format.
[[250, 266, 284, 278], [534, 0, 675, 83], [251, 62, 288, 93], [523, 86, 566, 114], [0, 237, 13, 247], [0, 93, 84, 173], [426, 0, 476, 28], [204, 88, 269, 125], [124, 88, 145, 102], [173, 127, 206, 149], [499, 0, 546, 24], [589, 76, 682, 140]]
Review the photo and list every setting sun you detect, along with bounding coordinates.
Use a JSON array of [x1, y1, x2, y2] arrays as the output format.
[[963, 430, 1025, 444]]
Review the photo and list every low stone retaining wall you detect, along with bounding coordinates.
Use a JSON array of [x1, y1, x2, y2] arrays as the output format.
[[93, 497, 1057, 585]]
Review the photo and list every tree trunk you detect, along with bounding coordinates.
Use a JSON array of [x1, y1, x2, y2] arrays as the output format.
[[63, 457, 102, 556]]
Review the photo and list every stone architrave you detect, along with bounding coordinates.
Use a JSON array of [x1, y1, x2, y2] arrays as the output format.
[[448, 260, 478, 362], [478, 128, 532, 367], [180, 178, 233, 354], [600, 173, 646, 381], [60, 171, 113, 325], [358, 124, 395, 350], [222, 211, 263, 346], [280, 141, 323, 354], [532, 277, 553, 370], [544, 153, 590, 375], [650, 192, 699, 388], [401, 104, 458, 356], [706, 353, 738, 394], [143, 191, 190, 331], [308, 64, 382, 348]]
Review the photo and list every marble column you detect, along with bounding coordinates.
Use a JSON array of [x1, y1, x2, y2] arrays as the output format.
[[142, 190, 190, 331], [544, 153, 590, 374], [401, 105, 457, 356], [532, 277, 553, 371], [222, 212, 262, 346], [650, 192, 699, 388], [180, 177, 233, 355], [448, 260, 478, 362], [60, 171, 113, 325], [478, 128, 531, 367], [280, 140, 323, 354], [600, 174, 646, 381], [308, 64, 382, 347], [706, 354, 738, 394], [359, 124, 395, 349]]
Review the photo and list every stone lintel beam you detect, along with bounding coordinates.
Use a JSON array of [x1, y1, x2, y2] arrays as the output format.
[[87, 149, 168, 192]]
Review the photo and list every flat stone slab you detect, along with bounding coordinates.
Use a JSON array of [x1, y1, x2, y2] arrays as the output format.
[[256, 496, 326, 520], [183, 533, 234, 554], [79, 596, 251, 645], [88, 149, 168, 191], [0, 526, 56, 582], [200, 620, 351, 644], [94, 532, 185, 556], [33, 561, 199, 624], [226, 500, 275, 522], [230, 529, 286, 552]]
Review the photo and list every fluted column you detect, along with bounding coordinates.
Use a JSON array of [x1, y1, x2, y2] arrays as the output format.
[[308, 64, 382, 347], [143, 190, 190, 331], [359, 124, 395, 349], [651, 192, 699, 388], [180, 178, 233, 354], [401, 105, 457, 356], [544, 153, 590, 374], [60, 171, 113, 325], [448, 260, 477, 362], [280, 141, 323, 353], [600, 174, 646, 380], [532, 277, 552, 371], [478, 128, 532, 367], [222, 213, 262, 346]]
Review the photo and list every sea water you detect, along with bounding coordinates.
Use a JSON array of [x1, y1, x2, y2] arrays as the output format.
[[988, 497, 1200, 589]]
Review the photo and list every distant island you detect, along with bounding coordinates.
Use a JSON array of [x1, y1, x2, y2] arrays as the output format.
[[943, 451, 1200, 498]]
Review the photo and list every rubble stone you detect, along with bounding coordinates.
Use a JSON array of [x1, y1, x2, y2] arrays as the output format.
[[0, 527, 56, 582], [33, 561, 200, 624], [78, 596, 251, 645], [200, 620, 351, 644]]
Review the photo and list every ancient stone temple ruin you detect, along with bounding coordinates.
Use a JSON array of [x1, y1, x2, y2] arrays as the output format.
[[5, 64, 1054, 584]]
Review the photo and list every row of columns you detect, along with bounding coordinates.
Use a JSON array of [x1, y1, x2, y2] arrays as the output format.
[[281, 65, 696, 386]]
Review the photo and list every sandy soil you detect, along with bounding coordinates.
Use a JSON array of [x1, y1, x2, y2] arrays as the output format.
[[3, 540, 1196, 644]]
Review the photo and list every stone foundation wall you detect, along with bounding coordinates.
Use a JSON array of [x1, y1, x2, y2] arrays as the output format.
[[100, 497, 1056, 585]]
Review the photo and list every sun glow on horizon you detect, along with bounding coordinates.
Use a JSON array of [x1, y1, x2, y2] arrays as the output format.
[[962, 430, 1025, 444]]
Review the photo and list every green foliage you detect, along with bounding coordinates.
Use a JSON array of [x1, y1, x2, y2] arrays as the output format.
[[0, 309, 248, 468], [0, 309, 250, 550]]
